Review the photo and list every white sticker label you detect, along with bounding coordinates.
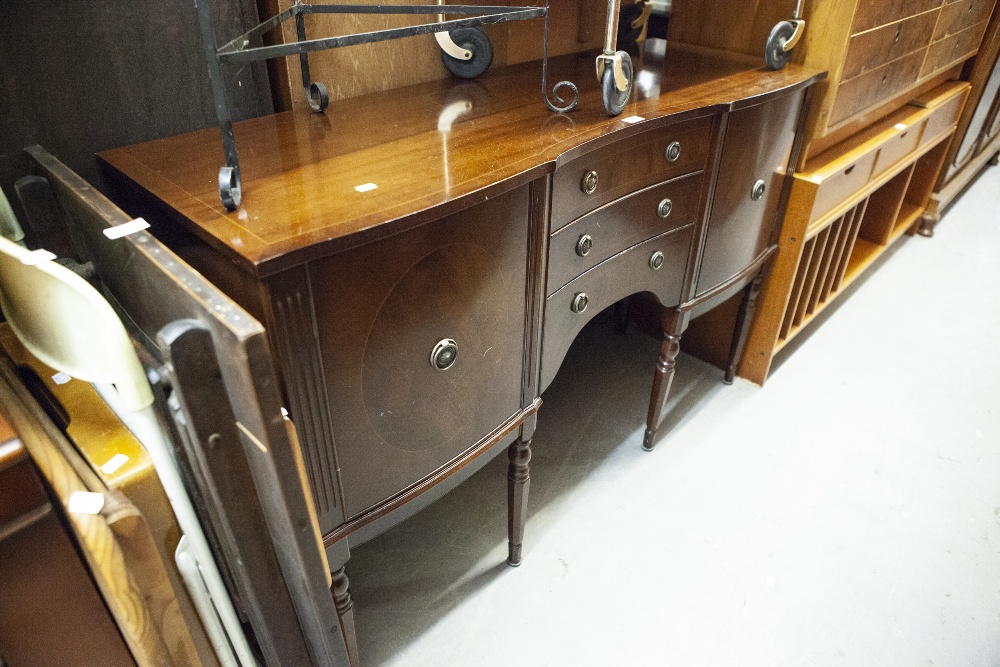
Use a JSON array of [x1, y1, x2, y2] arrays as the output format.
[[894, 123, 908, 131], [20, 249, 56, 265], [354, 183, 378, 193], [104, 218, 150, 239], [68, 491, 105, 515], [621, 115, 645, 124], [51, 371, 72, 385], [100, 453, 130, 475]]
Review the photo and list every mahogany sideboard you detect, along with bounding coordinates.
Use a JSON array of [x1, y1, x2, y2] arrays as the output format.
[[99, 40, 823, 663]]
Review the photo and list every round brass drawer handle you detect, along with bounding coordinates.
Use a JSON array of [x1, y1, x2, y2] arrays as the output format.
[[581, 170, 599, 195], [571, 292, 589, 314], [649, 250, 665, 271], [430, 338, 459, 371], [664, 141, 681, 163], [657, 198, 673, 219], [576, 234, 593, 257], [751, 179, 766, 201]]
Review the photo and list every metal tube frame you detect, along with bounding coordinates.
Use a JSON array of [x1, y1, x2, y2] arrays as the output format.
[[195, 0, 577, 209]]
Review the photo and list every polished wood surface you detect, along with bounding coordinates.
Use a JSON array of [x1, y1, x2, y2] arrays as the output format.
[[99, 41, 823, 277]]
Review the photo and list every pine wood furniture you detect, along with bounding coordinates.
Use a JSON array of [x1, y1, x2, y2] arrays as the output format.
[[922, 2, 1000, 233], [739, 80, 970, 383], [97, 42, 822, 663]]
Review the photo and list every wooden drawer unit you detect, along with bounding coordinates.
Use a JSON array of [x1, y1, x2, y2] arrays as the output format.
[[547, 171, 702, 295], [842, 11, 939, 81], [540, 225, 692, 390], [852, 0, 944, 33], [550, 114, 713, 231], [922, 19, 992, 76], [912, 80, 970, 143], [276, 186, 531, 522], [935, 0, 995, 40], [832, 49, 926, 126], [871, 111, 926, 176]]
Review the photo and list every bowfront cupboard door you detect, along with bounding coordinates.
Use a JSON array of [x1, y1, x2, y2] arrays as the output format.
[[695, 90, 806, 296], [271, 185, 531, 525]]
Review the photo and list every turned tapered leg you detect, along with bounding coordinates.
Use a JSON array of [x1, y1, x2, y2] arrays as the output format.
[[507, 434, 532, 566], [331, 567, 359, 666], [724, 274, 763, 384], [643, 328, 683, 451]]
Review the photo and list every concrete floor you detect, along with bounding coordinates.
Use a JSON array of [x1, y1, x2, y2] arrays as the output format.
[[348, 165, 1000, 666]]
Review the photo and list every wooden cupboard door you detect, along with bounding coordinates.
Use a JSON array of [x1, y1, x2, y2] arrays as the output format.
[[304, 186, 530, 520], [952, 51, 1000, 172], [695, 91, 804, 296]]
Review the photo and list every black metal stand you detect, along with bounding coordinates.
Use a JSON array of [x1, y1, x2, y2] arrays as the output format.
[[194, 0, 579, 210]]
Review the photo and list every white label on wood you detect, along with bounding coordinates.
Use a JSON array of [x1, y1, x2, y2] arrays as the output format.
[[104, 218, 150, 239]]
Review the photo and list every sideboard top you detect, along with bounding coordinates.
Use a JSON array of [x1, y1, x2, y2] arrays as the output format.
[[98, 40, 824, 277]]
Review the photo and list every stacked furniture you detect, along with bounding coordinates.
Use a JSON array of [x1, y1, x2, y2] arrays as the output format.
[[669, 0, 996, 383], [98, 43, 822, 663], [922, 3, 1000, 234]]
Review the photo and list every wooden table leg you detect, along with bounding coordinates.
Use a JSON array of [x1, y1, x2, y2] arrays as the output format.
[[331, 567, 359, 666], [643, 310, 687, 451], [507, 419, 534, 566]]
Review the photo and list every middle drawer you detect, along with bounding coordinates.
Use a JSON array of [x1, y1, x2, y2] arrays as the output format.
[[547, 171, 703, 296]]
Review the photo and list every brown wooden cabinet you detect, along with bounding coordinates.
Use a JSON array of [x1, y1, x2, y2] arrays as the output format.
[[98, 42, 822, 664], [923, 3, 1000, 232]]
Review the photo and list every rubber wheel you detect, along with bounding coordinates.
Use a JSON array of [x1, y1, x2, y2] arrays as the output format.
[[765, 21, 796, 70], [441, 28, 493, 80], [307, 82, 329, 112], [601, 52, 633, 117], [219, 166, 241, 211]]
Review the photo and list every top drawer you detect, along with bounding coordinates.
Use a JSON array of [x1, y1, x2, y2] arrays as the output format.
[[550, 113, 713, 231], [851, 0, 943, 34]]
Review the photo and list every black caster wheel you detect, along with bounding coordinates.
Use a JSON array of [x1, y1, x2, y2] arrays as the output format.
[[765, 20, 796, 70], [601, 52, 633, 116], [441, 27, 493, 80], [218, 166, 241, 211], [307, 82, 329, 112]]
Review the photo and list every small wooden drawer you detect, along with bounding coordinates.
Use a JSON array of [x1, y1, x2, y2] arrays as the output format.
[[806, 149, 877, 223], [911, 81, 972, 145], [933, 0, 994, 41], [546, 171, 702, 296], [851, 0, 942, 33], [539, 225, 692, 391], [872, 115, 925, 177], [550, 114, 713, 232], [843, 12, 938, 82], [831, 48, 925, 126], [921, 19, 990, 77]]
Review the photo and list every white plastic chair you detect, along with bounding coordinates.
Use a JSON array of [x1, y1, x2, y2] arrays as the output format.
[[0, 235, 256, 667]]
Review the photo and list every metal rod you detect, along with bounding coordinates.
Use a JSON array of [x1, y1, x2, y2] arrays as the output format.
[[218, 9, 543, 63], [299, 4, 529, 15], [218, 6, 299, 55], [603, 0, 621, 54], [541, 0, 578, 112], [194, 0, 240, 174], [295, 7, 314, 90]]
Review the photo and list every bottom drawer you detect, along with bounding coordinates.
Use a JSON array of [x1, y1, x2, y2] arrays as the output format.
[[539, 225, 692, 391]]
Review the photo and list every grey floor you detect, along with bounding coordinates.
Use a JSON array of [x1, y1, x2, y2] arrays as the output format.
[[348, 165, 1000, 666]]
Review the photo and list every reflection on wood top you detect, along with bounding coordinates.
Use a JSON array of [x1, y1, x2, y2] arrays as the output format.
[[99, 40, 824, 276]]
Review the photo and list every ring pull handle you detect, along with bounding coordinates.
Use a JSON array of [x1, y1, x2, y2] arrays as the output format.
[[576, 234, 593, 257], [649, 251, 665, 270], [751, 179, 766, 201], [657, 198, 673, 219], [664, 141, 681, 163], [581, 170, 599, 195], [430, 338, 459, 371], [571, 292, 589, 314]]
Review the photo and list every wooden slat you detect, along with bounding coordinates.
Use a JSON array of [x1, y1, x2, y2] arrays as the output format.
[[820, 207, 857, 302], [780, 237, 815, 339], [833, 198, 869, 292]]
